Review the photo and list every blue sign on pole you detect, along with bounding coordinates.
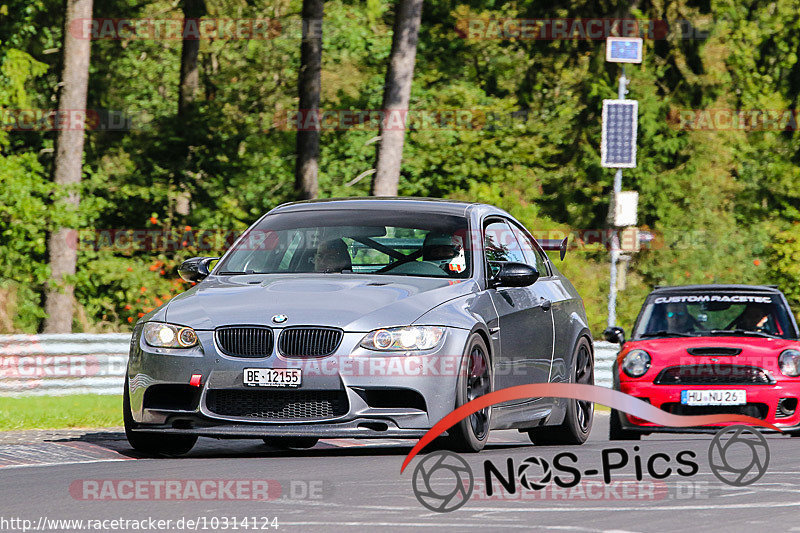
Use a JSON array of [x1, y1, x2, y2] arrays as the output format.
[[606, 37, 643, 63]]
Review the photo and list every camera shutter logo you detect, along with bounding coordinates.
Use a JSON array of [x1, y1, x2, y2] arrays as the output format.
[[411, 451, 473, 513], [517, 456, 552, 491], [708, 425, 770, 486]]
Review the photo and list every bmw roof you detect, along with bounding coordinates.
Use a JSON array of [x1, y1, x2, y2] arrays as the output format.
[[271, 197, 484, 216]]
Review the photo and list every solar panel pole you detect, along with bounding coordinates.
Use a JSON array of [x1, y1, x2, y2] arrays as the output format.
[[607, 68, 628, 328]]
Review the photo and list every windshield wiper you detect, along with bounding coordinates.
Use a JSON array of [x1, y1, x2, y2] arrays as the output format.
[[218, 270, 257, 275], [639, 330, 697, 338], [705, 329, 778, 339]]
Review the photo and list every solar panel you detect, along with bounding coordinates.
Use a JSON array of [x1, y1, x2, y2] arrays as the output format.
[[601, 100, 638, 168]]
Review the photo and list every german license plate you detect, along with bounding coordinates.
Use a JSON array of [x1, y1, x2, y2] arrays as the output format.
[[244, 368, 301, 388], [681, 389, 746, 406]]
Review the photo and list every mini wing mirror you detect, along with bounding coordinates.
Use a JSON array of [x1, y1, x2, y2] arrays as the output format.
[[559, 236, 568, 261], [603, 326, 626, 345], [491, 262, 539, 288], [178, 257, 219, 283]]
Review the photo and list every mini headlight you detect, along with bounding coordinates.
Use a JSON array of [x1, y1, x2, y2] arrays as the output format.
[[360, 326, 445, 352], [622, 349, 651, 378], [143, 322, 198, 348], [779, 349, 800, 377]]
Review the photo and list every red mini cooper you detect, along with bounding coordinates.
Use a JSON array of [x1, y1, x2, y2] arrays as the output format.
[[604, 284, 800, 439]]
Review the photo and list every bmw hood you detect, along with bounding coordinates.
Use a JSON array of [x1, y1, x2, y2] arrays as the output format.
[[164, 274, 477, 331]]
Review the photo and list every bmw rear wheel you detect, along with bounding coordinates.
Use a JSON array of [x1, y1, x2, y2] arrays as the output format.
[[529, 337, 594, 445], [445, 334, 493, 453]]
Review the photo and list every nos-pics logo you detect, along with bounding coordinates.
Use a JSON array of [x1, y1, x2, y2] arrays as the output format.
[[411, 425, 770, 513]]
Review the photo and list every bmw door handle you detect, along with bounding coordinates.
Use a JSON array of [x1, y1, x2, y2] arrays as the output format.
[[540, 299, 552, 311]]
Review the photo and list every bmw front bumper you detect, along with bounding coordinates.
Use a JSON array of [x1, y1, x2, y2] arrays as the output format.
[[126, 326, 471, 439]]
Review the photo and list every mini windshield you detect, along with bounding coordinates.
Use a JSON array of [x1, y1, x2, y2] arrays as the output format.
[[633, 293, 797, 340], [214, 209, 471, 279]]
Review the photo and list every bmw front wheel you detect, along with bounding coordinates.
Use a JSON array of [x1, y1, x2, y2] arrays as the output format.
[[444, 334, 493, 453]]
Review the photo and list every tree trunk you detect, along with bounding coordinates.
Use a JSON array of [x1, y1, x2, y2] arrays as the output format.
[[43, 0, 93, 333], [176, 0, 206, 217], [294, 0, 323, 200], [178, 0, 205, 116], [371, 0, 423, 197]]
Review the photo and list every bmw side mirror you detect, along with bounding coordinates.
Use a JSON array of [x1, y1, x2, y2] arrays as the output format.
[[603, 326, 626, 345], [491, 262, 539, 288], [178, 257, 219, 283]]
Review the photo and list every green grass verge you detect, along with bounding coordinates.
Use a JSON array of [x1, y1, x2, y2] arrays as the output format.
[[0, 394, 122, 431], [0, 394, 609, 431]]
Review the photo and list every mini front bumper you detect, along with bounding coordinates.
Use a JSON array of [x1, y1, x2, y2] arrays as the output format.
[[126, 326, 471, 438], [618, 380, 800, 433]]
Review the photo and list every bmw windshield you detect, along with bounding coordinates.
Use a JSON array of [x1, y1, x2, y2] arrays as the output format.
[[633, 292, 798, 340], [214, 209, 471, 278]]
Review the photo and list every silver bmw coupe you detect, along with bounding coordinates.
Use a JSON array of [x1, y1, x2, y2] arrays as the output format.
[[124, 198, 594, 455]]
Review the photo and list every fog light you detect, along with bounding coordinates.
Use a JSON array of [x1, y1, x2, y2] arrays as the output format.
[[777, 398, 797, 418]]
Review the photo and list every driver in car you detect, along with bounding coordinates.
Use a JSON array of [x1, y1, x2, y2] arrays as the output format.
[[730, 304, 772, 332], [314, 239, 352, 273], [421, 233, 466, 274], [665, 302, 696, 333]]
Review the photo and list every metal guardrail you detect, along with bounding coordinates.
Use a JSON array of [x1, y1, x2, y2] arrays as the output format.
[[0, 334, 619, 397], [0, 334, 130, 397]]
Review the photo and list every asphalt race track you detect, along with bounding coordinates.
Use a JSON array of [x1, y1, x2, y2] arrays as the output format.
[[1, 413, 798, 533]]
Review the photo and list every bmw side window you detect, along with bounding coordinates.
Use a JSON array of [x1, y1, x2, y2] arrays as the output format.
[[518, 227, 550, 277], [484, 220, 526, 278]]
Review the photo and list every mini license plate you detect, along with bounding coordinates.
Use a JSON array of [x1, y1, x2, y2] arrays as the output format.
[[244, 368, 301, 388], [680, 389, 746, 406]]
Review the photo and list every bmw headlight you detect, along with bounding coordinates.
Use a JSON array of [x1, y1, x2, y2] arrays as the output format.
[[143, 322, 198, 348], [779, 349, 800, 377], [360, 326, 445, 352], [622, 349, 651, 378]]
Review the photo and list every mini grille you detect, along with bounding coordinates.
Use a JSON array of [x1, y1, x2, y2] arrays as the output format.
[[661, 402, 768, 420], [278, 327, 342, 357], [205, 389, 348, 420], [215, 327, 274, 357], [655, 365, 773, 385]]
